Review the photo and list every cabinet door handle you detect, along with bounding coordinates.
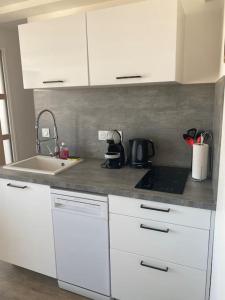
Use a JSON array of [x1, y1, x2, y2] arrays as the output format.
[[7, 183, 28, 189], [116, 75, 142, 79], [42, 80, 64, 84], [140, 261, 168, 272], [140, 224, 169, 233], [54, 202, 67, 208], [140, 204, 170, 213]]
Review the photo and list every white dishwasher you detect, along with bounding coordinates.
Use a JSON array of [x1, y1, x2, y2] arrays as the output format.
[[51, 189, 111, 300]]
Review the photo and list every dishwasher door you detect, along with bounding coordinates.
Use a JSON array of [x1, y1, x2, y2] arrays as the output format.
[[52, 193, 110, 296]]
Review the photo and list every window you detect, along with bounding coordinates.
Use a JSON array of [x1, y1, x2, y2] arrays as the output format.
[[0, 50, 12, 165]]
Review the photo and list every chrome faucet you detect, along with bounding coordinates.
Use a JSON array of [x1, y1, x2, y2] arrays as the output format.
[[35, 109, 59, 157]]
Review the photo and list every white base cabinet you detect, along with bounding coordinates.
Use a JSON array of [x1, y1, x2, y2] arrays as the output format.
[[0, 179, 56, 278], [110, 213, 209, 270], [109, 195, 212, 300], [111, 249, 206, 300]]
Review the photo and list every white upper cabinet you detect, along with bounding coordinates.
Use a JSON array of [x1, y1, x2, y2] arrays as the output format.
[[219, 1, 225, 79], [182, 2, 223, 84], [18, 13, 89, 89], [87, 0, 184, 86]]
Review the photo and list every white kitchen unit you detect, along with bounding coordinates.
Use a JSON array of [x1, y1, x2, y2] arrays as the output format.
[[18, 13, 88, 89], [182, 7, 223, 84], [218, 1, 225, 79], [0, 179, 56, 278], [109, 195, 213, 300], [51, 189, 110, 300], [87, 0, 184, 86]]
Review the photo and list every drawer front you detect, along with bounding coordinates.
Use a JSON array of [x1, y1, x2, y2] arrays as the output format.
[[0, 178, 50, 195], [111, 249, 206, 300], [110, 214, 209, 270], [109, 195, 211, 229]]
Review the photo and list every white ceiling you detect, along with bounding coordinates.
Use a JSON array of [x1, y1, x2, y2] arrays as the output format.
[[0, 0, 222, 25]]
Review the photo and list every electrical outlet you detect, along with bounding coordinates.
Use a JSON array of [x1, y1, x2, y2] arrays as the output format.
[[98, 130, 123, 141], [42, 128, 50, 138], [98, 131, 108, 141]]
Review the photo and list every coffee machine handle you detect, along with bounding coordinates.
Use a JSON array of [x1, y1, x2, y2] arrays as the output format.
[[147, 140, 155, 158]]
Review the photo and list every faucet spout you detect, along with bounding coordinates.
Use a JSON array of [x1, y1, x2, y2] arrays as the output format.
[[36, 109, 59, 157]]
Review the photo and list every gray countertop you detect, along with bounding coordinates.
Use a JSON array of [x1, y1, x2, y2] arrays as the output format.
[[0, 158, 215, 210]]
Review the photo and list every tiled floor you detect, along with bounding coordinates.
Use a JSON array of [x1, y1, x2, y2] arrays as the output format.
[[0, 261, 88, 300]]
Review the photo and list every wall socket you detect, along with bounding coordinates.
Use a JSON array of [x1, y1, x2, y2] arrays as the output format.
[[98, 130, 122, 141]]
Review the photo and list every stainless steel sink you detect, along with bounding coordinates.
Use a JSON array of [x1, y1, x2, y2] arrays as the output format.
[[3, 155, 82, 175]]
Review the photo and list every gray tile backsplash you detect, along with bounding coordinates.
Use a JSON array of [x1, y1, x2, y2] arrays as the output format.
[[34, 84, 214, 167]]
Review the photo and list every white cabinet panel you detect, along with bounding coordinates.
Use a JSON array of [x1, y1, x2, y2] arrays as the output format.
[[110, 213, 209, 270], [111, 249, 206, 300], [0, 179, 56, 278], [87, 0, 184, 86], [109, 195, 211, 229], [18, 14, 88, 89]]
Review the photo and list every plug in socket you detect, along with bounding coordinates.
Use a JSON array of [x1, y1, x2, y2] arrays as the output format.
[[98, 130, 122, 141]]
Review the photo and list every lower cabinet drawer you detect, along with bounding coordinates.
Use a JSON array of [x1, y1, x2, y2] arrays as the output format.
[[109, 195, 211, 229], [110, 214, 209, 270], [111, 249, 206, 300]]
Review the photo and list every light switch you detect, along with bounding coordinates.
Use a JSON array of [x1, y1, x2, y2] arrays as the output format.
[[42, 128, 50, 138]]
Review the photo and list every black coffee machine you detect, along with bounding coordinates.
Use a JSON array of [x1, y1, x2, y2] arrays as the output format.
[[101, 130, 125, 169], [128, 138, 155, 168]]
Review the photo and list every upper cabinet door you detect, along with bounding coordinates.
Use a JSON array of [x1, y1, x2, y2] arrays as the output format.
[[18, 14, 89, 89], [87, 0, 184, 86]]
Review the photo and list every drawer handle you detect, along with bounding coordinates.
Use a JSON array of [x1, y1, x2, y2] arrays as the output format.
[[140, 224, 169, 233], [116, 75, 142, 79], [55, 203, 65, 208], [140, 260, 169, 272], [7, 183, 28, 189], [140, 204, 170, 213], [42, 80, 64, 84]]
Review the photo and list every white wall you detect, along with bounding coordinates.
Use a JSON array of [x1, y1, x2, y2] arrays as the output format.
[[210, 80, 225, 300], [0, 27, 36, 161]]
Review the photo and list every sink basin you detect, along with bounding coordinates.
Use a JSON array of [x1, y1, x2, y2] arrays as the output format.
[[3, 155, 82, 175]]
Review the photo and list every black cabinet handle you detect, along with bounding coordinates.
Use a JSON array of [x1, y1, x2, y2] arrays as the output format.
[[116, 75, 142, 79], [140, 261, 168, 272], [140, 224, 169, 233], [7, 183, 28, 189], [42, 80, 64, 84], [140, 204, 170, 213]]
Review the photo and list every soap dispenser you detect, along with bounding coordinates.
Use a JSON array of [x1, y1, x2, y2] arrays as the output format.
[[59, 142, 69, 159]]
